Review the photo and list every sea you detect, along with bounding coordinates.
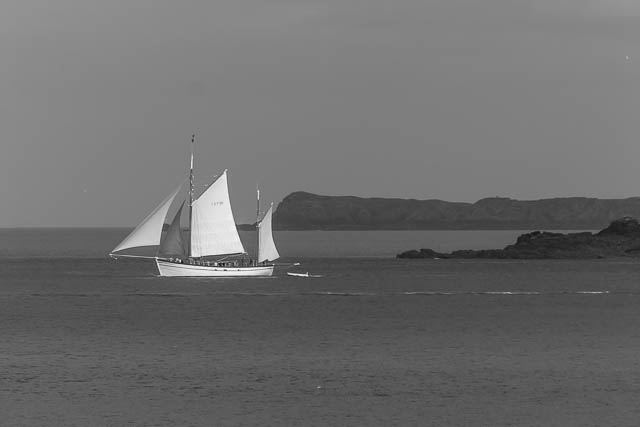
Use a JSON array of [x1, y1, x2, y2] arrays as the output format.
[[2, 228, 640, 426]]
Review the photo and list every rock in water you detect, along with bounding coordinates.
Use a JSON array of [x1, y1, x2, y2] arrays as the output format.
[[597, 217, 640, 237], [397, 217, 640, 259]]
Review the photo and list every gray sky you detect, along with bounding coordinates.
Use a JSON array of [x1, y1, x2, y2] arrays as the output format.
[[1, 0, 638, 226]]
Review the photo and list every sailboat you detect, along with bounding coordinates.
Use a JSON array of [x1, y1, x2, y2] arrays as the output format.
[[110, 135, 280, 277]]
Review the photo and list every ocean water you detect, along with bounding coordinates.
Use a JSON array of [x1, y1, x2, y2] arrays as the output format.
[[0, 228, 592, 259], [1, 229, 640, 426]]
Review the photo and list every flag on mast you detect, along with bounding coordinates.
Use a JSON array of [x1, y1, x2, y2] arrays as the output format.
[[190, 134, 194, 169]]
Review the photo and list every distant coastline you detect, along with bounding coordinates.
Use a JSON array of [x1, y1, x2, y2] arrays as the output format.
[[7, 192, 640, 231], [273, 192, 640, 231]]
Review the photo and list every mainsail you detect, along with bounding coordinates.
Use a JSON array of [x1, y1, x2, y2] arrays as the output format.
[[190, 170, 245, 258], [258, 204, 280, 263], [111, 186, 182, 254], [158, 201, 186, 257]]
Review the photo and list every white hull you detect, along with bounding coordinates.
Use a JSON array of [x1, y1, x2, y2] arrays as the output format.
[[156, 259, 274, 277]]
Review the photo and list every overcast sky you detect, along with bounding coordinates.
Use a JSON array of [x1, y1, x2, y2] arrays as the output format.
[[1, 0, 638, 226]]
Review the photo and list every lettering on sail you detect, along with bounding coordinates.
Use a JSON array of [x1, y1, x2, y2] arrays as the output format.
[[211, 201, 224, 207]]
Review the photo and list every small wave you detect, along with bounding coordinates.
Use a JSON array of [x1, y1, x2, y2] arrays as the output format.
[[124, 293, 193, 297], [404, 291, 455, 295], [403, 290, 612, 296], [28, 293, 98, 297], [478, 291, 541, 295], [227, 292, 289, 296], [401, 291, 541, 296], [309, 291, 377, 296]]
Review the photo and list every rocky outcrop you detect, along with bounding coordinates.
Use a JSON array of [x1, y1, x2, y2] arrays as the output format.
[[274, 192, 640, 230], [396, 217, 640, 259]]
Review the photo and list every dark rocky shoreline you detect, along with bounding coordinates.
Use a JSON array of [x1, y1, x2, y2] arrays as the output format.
[[397, 217, 640, 259]]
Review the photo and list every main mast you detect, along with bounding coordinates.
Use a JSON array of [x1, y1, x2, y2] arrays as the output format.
[[188, 134, 194, 259], [256, 184, 260, 265]]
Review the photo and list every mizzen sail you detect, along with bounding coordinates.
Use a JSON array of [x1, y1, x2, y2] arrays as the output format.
[[190, 170, 245, 257], [258, 204, 279, 263], [111, 186, 182, 254]]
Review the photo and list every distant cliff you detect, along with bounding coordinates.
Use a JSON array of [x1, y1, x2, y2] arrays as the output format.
[[397, 217, 640, 259], [274, 192, 640, 230]]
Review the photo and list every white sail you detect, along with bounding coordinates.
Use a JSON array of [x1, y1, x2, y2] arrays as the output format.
[[258, 204, 280, 263], [111, 186, 182, 254], [190, 170, 245, 258], [158, 201, 186, 257]]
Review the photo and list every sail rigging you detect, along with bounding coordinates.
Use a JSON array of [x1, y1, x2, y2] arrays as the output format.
[[190, 170, 246, 258], [258, 204, 280, 263], [111, 185, 182, 254]]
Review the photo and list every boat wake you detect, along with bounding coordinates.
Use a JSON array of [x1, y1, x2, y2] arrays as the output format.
[[287, 272, 323, 278], [403, 290, 611, 296], [300, 290, 613, 297]]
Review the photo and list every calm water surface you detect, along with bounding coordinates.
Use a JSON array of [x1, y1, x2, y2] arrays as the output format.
[[1, 229, 639, 426], [0, 227, 593, 258]]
